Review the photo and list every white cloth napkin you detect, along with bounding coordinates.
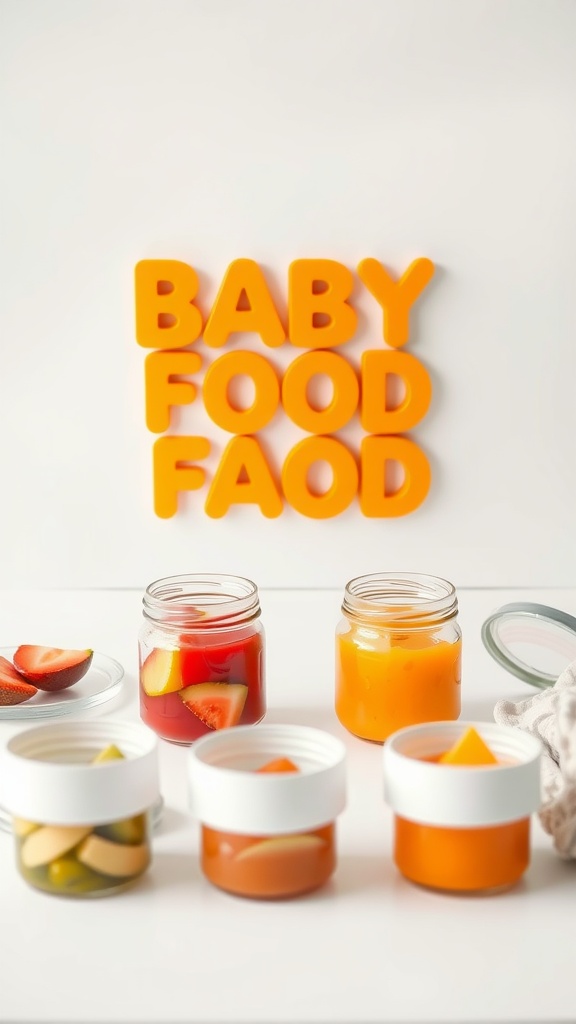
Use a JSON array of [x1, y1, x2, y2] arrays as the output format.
[[494, 660, 576, 859]]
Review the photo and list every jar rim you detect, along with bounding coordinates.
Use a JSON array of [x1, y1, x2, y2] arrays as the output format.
[[342, 572, 458, 625], [143, 573, 261, 629]]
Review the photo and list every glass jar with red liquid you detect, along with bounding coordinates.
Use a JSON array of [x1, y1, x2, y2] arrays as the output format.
[[139, 574, 265, 744]]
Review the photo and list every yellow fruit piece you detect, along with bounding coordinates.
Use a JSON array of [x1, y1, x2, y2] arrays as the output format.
[[141, 649, 183, 697], [439, 726, 498, 766], [21, 825, 93, 869], [92, 743, 124, 763], [13, 817, 38, 838], [77, 834, 150, 878], [234, 834, 326, 862]]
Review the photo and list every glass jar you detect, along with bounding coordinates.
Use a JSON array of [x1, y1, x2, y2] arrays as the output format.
[[383, 721, 542, 893], [139, 573, 265, 744], [188, 724, 346, 899], [0, 721, 159, 898], [335, 572, 462, 742]]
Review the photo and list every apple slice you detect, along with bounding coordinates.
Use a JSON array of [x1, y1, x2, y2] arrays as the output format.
[[13, 646, 93, 692], [141, 649, 183, 697], [0, 656, 38, 705], [234, 834, 326, 862]]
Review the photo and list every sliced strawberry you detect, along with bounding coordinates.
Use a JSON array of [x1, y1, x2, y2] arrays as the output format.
[[13, 646, 93, 692], [0, 656, 38, 706]]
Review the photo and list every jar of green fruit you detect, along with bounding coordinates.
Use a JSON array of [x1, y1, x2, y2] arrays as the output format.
[[0, 721, 159, 897]]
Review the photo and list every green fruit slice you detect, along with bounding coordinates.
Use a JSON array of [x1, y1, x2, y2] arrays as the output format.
[[48, 856, 98, 893], [179, 682, 248, 729], [141, 649, 183, 697], [96, 813, 147, 845]]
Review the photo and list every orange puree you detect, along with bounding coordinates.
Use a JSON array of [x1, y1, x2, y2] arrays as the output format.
[[257, 757, 299, 773], [201, 823, 335, 898], [439, 726, 498, 766], [336, 629, 461, 742], [394, 816, 530, 892]]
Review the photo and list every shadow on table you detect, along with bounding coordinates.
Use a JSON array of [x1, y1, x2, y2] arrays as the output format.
[[514, 846, 576, 896], [263, 705, 343, 731]]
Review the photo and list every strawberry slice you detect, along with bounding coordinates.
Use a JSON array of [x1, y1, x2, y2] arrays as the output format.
[[13, 646, 93, 692], [0, 656, 38, 706]]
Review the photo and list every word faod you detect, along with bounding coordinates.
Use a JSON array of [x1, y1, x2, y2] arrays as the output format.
[[135, 258, 435, 519]]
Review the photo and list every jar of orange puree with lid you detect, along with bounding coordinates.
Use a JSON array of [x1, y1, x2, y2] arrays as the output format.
[[383, 721, 542, 893], [336, 572, 461, 742], [188, 724, 346, 899]]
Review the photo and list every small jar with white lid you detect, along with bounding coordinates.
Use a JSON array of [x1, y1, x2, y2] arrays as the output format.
[[383, 721, 542, 893], [188, 724, 347, 899], [0, 721, 160, 898]]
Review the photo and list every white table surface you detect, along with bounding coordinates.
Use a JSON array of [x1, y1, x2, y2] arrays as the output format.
[[0, 587, 575, 1024]]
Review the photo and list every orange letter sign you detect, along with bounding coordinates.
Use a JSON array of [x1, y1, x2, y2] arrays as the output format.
[[288, 260, 357, 348], [145, 351, 202, 433], [357, 258, 434, 348], [203, 260, 285, 348], [360, 436, 430, 517], [135, 260, 203, 349], [153, 436, 211, 518], [360, 351, 432, 434], [282, 351, 359, 433], [281, 437, 358, 518], [205, 437, 283, 518], [203, 351, 280, 434]]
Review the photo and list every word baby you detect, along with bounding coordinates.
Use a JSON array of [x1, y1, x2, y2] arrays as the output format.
[[135, 257, 434, 518]]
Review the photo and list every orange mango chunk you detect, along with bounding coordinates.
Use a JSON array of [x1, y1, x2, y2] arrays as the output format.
[[257, 757, 299, 773], [439, 726, 498, 766]]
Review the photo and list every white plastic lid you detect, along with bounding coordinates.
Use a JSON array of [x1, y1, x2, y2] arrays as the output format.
[[188, 724, 347, 835], [0, 721, 160, 825], [383, 721, 542, 827]]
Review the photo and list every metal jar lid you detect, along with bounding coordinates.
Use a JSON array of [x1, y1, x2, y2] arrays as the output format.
[[481, 602, 576, 689]]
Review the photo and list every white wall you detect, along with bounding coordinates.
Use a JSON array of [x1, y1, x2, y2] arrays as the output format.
[[1, 0, 575, 589]]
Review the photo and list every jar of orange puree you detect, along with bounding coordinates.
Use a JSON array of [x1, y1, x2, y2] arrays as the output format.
[[336, 572, 461, 742], [383, 721, 542, 893], [188, 724, 346, 899]]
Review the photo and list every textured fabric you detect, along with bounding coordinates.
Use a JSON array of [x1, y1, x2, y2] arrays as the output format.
[[494, 660, 576, 859]]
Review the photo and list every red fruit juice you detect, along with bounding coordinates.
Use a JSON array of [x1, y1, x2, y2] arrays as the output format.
[[140, 630, 265, 744]]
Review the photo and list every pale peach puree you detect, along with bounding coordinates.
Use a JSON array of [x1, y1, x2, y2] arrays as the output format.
[[200, 758, 336, 899]]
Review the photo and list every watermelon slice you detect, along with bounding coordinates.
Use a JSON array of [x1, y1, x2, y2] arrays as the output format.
[[179, 682, 248, 730]]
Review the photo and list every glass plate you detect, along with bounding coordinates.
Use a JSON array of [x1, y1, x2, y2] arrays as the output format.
[[0, 648, 124, 720]]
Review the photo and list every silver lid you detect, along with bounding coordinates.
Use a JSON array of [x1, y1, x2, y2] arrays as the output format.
[[481, 602, 576, 689]]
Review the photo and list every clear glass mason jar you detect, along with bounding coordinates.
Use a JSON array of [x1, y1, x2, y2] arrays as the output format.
[[139, 574, 266, 744], [335, 572, 462, 742]]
